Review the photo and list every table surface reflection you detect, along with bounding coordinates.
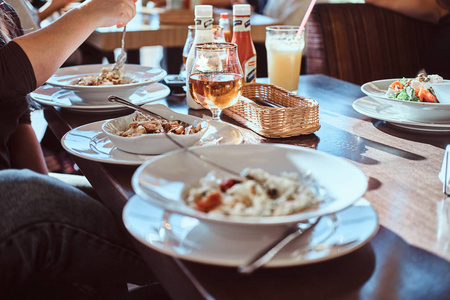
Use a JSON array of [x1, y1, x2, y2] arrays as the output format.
[[43, 75, 450, 299]]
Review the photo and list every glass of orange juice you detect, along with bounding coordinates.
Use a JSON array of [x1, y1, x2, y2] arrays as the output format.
[[265, 26, 305, 93]]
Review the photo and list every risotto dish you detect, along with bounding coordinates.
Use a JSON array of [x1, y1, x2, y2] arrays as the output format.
[[186, 168, 322, 217], [73, 67, 136, 86]]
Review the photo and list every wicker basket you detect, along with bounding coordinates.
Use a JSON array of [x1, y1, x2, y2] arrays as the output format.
[[223, 83, 320, 138]]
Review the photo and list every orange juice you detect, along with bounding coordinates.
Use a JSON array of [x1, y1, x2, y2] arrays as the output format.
[[265, 26, 305, 93]]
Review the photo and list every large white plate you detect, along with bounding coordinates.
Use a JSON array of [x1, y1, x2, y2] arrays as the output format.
[[361, 79, 450, 123], [123, 195, 378, 267], [30, 83, 170, 113], [61, 119, 244, 165], [353, 96, 450, 133], [46, 64, 167, 102], [132, 144, 368, 226]]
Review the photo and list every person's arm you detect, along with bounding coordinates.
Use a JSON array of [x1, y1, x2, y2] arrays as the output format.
[[366, 0, 445, 23], [14, 0, 136, 87], [37, 0, 76, 22]]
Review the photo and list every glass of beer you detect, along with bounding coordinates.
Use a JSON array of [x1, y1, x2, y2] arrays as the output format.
[[188, 42, 244, 121], [265, 26, 306, 93]]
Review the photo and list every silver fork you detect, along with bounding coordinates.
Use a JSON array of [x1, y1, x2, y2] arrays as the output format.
[[113, 26, 127, 72]]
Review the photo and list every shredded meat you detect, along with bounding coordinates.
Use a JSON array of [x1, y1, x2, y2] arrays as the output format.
[[117, 112, 202, 137]]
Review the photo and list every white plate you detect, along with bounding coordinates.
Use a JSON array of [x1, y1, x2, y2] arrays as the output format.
[[123, 195, 378, 267], [30, 83, 170, 113], [132, 144, 368, 226], [361, 79, 450, 123], [61, 119, 244, 165], [353, 96, 450, 133], [46, 64, 167, 102]]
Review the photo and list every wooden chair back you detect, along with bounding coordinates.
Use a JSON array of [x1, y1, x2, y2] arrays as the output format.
[[305, 3, 437, 85]]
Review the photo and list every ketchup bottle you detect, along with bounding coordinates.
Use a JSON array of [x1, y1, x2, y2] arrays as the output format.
[[231, 4, 257, 83]]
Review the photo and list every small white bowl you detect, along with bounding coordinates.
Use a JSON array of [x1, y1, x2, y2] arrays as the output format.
[[431, 83, 450, 104], [46, 64, 167, 103], [102, 104, 209, 155]]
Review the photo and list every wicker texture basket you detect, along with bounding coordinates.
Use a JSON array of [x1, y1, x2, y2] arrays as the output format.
[[223, 83, 320, 138]]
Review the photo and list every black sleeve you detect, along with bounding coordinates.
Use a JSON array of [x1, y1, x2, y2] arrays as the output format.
[[0, 41, 36, 104]]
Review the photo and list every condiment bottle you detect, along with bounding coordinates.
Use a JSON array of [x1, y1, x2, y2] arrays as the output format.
[[219, 12, 231, 42], [231, 4, 257, 83], [185, 5, 214, 109]]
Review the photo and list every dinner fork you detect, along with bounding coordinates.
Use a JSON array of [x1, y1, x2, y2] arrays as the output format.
[[113, 26, 127, 72]]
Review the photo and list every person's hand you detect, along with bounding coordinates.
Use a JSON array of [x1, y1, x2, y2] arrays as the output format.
[[81, 0, 137, 28]]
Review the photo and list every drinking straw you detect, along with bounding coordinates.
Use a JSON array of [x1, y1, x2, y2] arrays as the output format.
[[296, 0, 316, 38]]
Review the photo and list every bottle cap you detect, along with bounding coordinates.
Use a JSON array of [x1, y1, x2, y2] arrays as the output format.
[[220, 12, 228, 19], [233, 4, 251, 16], [195, 5, 213, 18]]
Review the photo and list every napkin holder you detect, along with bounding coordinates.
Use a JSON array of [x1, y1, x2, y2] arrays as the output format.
[[223, 83, 320, 138]]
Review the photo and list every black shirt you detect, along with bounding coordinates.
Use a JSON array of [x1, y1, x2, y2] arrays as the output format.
[[0, 1, 37, 170]]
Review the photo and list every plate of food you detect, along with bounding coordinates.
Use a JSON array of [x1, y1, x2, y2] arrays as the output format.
[[361, 74, 450, 123], [132, 144, 368, 228], [102, 104, 209, 155], [46, 64, 167, 102], [60, 109, 244, 165]]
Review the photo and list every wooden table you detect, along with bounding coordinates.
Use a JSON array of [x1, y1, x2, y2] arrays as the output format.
[[86, 9, 277, 51], [43, 75, 450, 299]]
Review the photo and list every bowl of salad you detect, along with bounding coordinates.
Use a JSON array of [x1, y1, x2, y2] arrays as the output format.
[[361, 74, 450, 123]]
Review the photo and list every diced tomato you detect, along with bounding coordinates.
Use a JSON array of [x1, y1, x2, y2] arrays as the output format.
[[196, 191, 222, 212], [389, 81, 403, 91], [418, 88, 438, 103], [220, 178, 239, 192]]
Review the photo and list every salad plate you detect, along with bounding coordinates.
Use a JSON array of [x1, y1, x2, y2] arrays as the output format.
[[30, 83, 170, 113], [61, 119, 244, 165], [361, 79, 450, 123], [123, 195, 378, 267], [46, 64, 167, 102], [353, 96, 450, 133]]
